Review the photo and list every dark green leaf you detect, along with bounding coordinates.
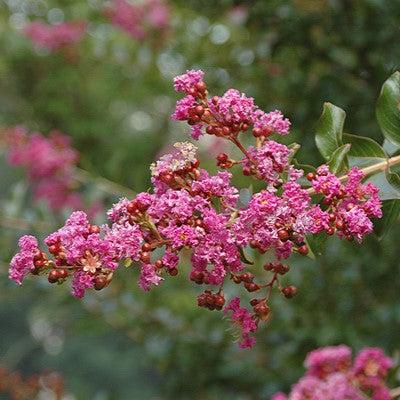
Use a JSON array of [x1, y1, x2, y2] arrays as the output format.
[[374, 199, 400, 239], [315, 102, 346, 160], [376, 71, 400, 146], [328, 144, 351, 174], [292, 159, 316, 174], [305, 233, 327, 259]]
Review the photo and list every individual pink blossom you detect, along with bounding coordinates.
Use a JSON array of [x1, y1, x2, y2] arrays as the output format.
[[253, 109, 291, 136], [71, 270, 95, 298], [24, 21, 86, 51], [161, 250, 179, 271], [271, 393, 287, 400], [103, 222, 142, 261], [342, 207, 373, 242], [210, 89, 256, 124], [107, 198, 132, 224], [139, 263, 163, 291], [173, 70, 205, 94], [242, 140, 291, 185], [305, 345, 352, 378], [312, 165, 342, 199], [273, 346, 393, 400], [289, 375, 322, 399], [191, 170, 239, 209], [191, 209, 242, 285], [353, 348, 393, 379], [233, 188, 317, 259], [171, 95, 197, 121], [9, 236, 39, 285], [224, 297, 258, 349]]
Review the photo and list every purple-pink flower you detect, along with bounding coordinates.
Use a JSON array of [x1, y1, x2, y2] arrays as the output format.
[[106, 0, 170, 41], [5, 127, 83, 211], [273, 345, 393, 400], [9, 236, 39, 285], [224, 297, 258, 349], [24, 21, 85, 51], [7, 70, 385, 350]]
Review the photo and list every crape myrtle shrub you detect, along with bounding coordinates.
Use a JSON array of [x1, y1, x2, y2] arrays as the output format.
[[1, 1, 400, 399]]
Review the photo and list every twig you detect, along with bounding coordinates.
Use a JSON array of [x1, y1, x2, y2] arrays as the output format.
[[0, 212, 51, 232], [391, 387, 400, 399], [307, 154, 400, 195], [74, 168, 136, 198]]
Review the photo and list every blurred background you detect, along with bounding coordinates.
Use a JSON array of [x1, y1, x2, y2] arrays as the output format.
[[0, 0, 400, 399]]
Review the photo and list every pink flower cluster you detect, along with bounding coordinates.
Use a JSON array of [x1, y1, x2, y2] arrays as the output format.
[[4, 126, 82, 211], [172, 69, 290, 140], [8, 71, 383, 349], [23, 21, 86, 52], [272, 345, 393, 400], [105, 0, 170, 40], [309, 165, 382, 242]]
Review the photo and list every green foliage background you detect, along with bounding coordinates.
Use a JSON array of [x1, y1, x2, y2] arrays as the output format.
[[0, 0, 400, 399]]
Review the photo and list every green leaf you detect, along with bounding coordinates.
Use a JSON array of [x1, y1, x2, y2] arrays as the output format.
[[292, 159, 316, 174], [305, 233, 327, 259], [343, 133, 386, 158], [238, 247, 254, 265], [328, 144, 351, 174], [315, 102, 346, 160], [376, 71, 400, 147], [386, 169, 400, 192], [383, 138, 400, 156], [374, 199, 400, 239], [367, 172, 400, 200]]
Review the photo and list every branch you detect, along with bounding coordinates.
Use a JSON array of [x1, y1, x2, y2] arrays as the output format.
[[391, 387, 400, 399], [74, 168, 136, 198], [307, 154, 400, 195], [0, 212, 51, 232]]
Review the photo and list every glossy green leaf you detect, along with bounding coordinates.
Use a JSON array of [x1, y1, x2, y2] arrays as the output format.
[[343, 133, 386, 158], [328, 144, 351, 174], [315, 102, 346, 160], [376, 71, 400, 146], [374, 199, 400, 239]]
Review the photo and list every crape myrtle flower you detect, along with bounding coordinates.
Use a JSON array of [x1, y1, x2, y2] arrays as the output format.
[[272, 345, 393, 400], [9, 71, 383, 349]]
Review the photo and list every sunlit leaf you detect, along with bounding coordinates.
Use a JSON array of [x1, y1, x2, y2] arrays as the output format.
[[327, 144, 350, 174]]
